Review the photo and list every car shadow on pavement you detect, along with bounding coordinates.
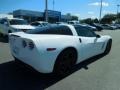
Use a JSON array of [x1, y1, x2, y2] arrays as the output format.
[[0, 54, 106, 90], [0, 36, 8, 43]]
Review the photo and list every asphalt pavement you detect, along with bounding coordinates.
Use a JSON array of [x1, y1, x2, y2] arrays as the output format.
[[0, 30, 120, 90]]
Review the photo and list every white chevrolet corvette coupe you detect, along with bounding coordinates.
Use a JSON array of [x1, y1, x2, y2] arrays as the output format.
[[9, 24, 112, 76]]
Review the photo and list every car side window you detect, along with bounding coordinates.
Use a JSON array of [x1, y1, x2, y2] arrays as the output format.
[[75, 26, 96, 37]]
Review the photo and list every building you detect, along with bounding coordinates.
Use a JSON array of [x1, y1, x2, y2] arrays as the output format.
[[13, 9, 71, 23], [13, 10, 44, 23], [45, 10, 61, 23], [61, 15, 72, 22]]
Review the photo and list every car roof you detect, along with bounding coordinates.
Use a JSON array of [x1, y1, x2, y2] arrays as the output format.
[[35, 24, 91, 31], [30, 24, 72, 31]]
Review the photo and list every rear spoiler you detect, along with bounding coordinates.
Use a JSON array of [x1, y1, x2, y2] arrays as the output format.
[[9, 32, 24, 37]]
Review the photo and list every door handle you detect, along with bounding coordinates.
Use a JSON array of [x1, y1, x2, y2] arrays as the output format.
[[79, 38, 82, 43]]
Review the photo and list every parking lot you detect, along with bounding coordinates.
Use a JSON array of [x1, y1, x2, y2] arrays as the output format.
[[0, 30, 120, 90]]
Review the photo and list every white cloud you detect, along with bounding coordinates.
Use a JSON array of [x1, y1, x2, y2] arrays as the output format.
[[87, 12, 96, 19], [88, 11, 94, 15], [89, 2, 109, 7], [103, 10, 115, 14], [91, 16, 96, 19]]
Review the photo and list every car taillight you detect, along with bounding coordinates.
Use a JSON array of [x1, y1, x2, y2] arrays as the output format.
[[29, 41, 34, 50], [22, 40, 27, 48], [47, 48, 56, 51]]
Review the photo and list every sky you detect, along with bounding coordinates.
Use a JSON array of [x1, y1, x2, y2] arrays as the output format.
[[0, 0, 119, 19]]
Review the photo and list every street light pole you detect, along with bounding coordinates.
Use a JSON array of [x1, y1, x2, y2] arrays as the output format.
[[117, 4, 120, 21], [99, 0, 103, 24], [45, 0, 48, 22], [53, 0, 55, 10]]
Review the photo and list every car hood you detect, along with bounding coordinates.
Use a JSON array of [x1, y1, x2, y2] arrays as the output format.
[[11, 25, 36, 30]]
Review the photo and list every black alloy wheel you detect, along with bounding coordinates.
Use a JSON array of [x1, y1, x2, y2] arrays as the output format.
[[54, 49, 77, 77], [104, 39, 112, 55]]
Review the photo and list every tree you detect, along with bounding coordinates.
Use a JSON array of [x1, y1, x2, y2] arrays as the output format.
[[66, 13, 79, 21], [66, 13, 71, 17], [80, 18, 93, 24], [71, 15, 78, 21], [116, 13, 120, 23], [101, 14, 116, 24], [93, 18, 99, 23]]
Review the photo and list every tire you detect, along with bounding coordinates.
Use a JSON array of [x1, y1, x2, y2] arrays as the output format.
[[54, 48, 77, 77], [0, 33, 3, 37], [14, 56, 20, 65], [104, 39, 112, 55], [14, 56, 26, 69]]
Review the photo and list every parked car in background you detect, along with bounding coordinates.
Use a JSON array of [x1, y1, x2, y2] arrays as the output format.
[[0, 17, 35, 36], [81, 24, 97, 31], [9, 24, 112, 76], [31, 21, 50, 28], [111, 24, 119, 29], [110, 24, 118, 30], [68, 21, 80, 25], [89, 23, 103, 31], [100, 24, 115, 30]]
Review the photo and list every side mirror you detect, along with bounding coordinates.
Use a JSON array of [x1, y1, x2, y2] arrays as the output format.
[[96, 34, 101, 38]]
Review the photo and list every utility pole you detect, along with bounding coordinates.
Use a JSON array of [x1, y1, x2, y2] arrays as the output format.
[[117, 4, 120, 22], [99, 0, 103, 24], [45, 0, 48, 22], [53, 0, 55, 10]]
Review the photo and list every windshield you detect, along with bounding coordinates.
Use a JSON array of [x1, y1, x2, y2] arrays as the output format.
[[9, 19, 28, 25]]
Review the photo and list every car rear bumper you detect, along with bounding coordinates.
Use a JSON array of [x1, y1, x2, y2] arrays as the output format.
[[11, 48, 57, 73]]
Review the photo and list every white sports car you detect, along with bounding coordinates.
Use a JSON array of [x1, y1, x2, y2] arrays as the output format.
[[9, 24, 112, 76]]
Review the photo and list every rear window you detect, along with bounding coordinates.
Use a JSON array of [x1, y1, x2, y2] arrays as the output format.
[[27, 26, 73, 35]]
